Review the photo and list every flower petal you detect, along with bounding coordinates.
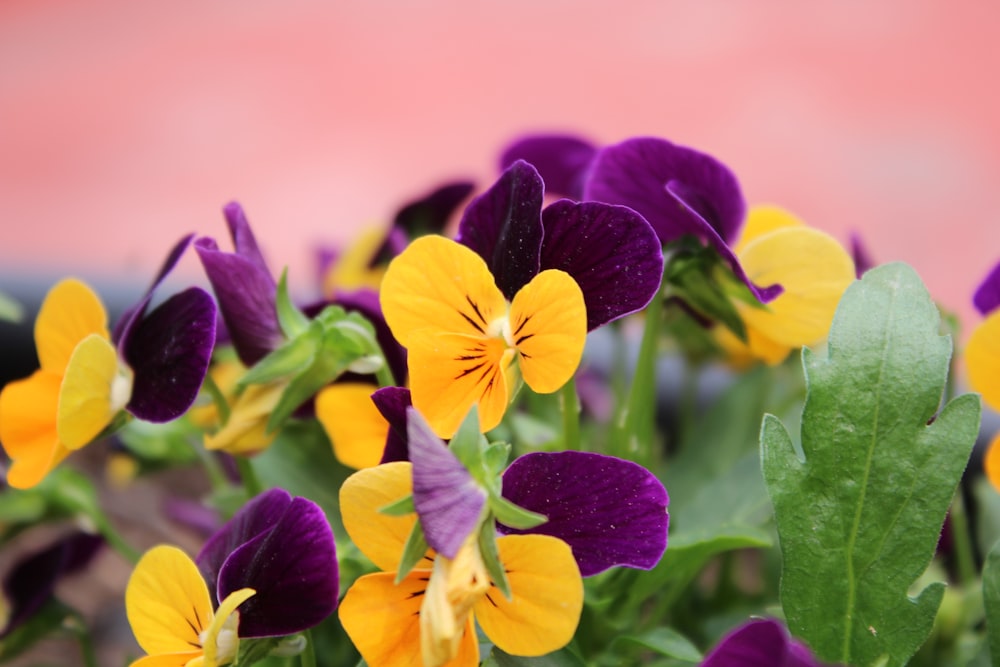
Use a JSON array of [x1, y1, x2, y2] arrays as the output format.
[[393, 180, 476, 237], [371, 386, 412, 463], [126, 545, 213, 656], [732, 204, 803, 253], [340, 461, 429, 571], [967, 309, 1000, 413], [498, 451, 669, 576], [34, 278, 108, 375], [202, 381, 282, 455], [702, 618, 820, 667], [0, 371, 69, 489], [382, 235, 508, 349], [456, 161, 544, 300], [983, 432, 1000, 494], [195, 204, 281, 366], [499, 134, 597, 200], [974, 259, 1000, 317], [316, 383, 388, 469], [409, 408, 487, 558], [540, 200, 663, 330], [57, 333, 122, 449], [128, 652, 203, 667], [124, 287, 217, 423], [473, 534, 582, 656], [509, 270, 586, 394], [340, 571, 479, 667], [737, 222, 855, 348]]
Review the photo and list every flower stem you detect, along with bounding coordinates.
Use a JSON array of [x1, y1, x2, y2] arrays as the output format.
[[92, 514, 140, 565], [614, 284, 663, 464], [236, 456, 264, 499], [949, 489, 978, 590], [300, 629, 317, 667], [560, 376, 581, 451]]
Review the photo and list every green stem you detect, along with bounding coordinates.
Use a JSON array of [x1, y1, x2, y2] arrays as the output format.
[[949, 490, 977, 590], [92, 514, 140, 565], [375, 359, 395, 389], [236, 456, 264, 499], [68, 611, 99, 667], [561, 377, 582, 451], [202, 373, 231, 425], [189, 439, 231, 492], [614, 285, 664, 465], [300, 629, 317, 667]]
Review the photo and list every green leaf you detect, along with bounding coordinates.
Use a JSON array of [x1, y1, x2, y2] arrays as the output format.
[[275, 268, 310, 338], [487, 494, 547, 530], [761, 262, 981, 667], [240, 323, 318, 387], [488, 645, 585, 667], [983, 539, 1000, 667], [479, 518, 511, 599], [394, 521, 429, 583], [0, 599, 73, 663], [449, 407, 485, 480], [0, 290, 23, 323], [662, 245, 747, 341], [379, 494, 414, 516], [613, 627, 703, 662]]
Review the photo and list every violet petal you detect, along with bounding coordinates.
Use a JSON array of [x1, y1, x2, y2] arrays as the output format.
[[216, 496, 339, 637], [701, 618, 822, 667], [124, 287, 217, 422], [499, 134, 597, 200], [849, 231, 876, 278], [540, 200, 664, 330], [456, 160, 544, 300], [584, 137, 746, 246], [393, 180, 476, 237], [372, 386, 412, 463], [196, 488, 293, 599], [113, 234, 195, 345], [974, 259, 1000, 317], [408, 408, 486, 558], [498, 451, 668, 576]]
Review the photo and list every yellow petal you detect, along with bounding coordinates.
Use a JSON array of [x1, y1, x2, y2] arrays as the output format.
[[381, 235, 508, 349], [339, 571, 478, 667], [421, 539, 490, 667], [473, 535, 583, 657], [57, 333, 128, 450], [0, 370, 70, 489], [129, 653, 204, 667], [407, 331, 515, 438], [340, 462, 432, 571], [202, 587, 255, 667], [733, 205, 804, 254], [35, 278, 109, 375], [737, 225, 855, 349], [967, 310, 1000, 413], [984, 432, 1000, 495], [315, 383, 388, 469], [126, 545, 214, 657], [203, 382, 283, 455], [322, 226, 388, 296], [509, 269, 586, 393], [713, 323, 795, 368]]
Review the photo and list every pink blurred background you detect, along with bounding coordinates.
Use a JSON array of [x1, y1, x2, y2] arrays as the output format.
[[2, 0, 998, 330]]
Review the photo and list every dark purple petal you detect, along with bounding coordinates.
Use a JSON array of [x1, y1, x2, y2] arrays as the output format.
[[849, 231, 875, 278], [124, 287, 217, 422], [498, 451, 668, 576], [393, 180, 476, 237], [584, 137, 746, 246], [195, 203, 282, 366], [113, 234, 195, 345], [372, 386, 411, 463], [540, 200, 663, 330], [197, 488, 293, 599], [974, 259, 1000, 317], [701, 619, 823, 667], [408, 408, 486, 558], [1, 533, 103, 637], [216, 496, 338, 637], [499, 134, 597, 200], [456, 160, 544, 300]]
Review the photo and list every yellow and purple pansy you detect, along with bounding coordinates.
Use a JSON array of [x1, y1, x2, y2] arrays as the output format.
[[380, 161, 663, 437], [0, 236, 216, 489], [967, 260, 1000, 490], [126, 488, 337, 666]]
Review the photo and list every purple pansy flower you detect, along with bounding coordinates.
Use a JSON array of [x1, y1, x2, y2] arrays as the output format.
[[456, 159, 664, 331], [114, 234, 218, 422], [500, 133, 598, 200], [196, 488, 338, 638], [0, 532, 103, 638], [701, 618, 827, 667], [974, 259, 1000, 317]]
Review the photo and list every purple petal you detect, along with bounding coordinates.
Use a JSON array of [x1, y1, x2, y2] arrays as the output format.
[[408, 408, 486, 558], [540, 200, 664, 330], [499, 134, 597, 200], [584, 137, 746, 246], [197, 488, 293, 598], [849, 231, 875, 278], [195, 203, 282, 366], [1, 532, 103, 637], [372, 386, 412, 463], [393, 180, 476, 236], [113, 234, 195, 345], [974, 259, 1000, 317], [216, 496, 339, 637], [498, 451, 668, 576], [456, 160, 544, 300], [124, 287, 217, 422], [701, 619, 822, 667], [164, 498, 221, 538]]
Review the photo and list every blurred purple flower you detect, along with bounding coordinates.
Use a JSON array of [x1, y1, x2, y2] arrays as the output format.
[[974, 259, 1000, 317], [701, 618, 826, 667]]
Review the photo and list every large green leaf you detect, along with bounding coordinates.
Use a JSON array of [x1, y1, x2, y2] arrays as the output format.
[[761, 262, 981, 666]]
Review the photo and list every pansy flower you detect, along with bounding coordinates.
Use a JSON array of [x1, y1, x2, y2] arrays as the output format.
[[0, 237, 217, 489], [967, 259, 1000, 490], [701, 618, 826, 667], [126, 488, 337, 666], [381, 161, 663, 437], [711, 206, 855, 366]]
